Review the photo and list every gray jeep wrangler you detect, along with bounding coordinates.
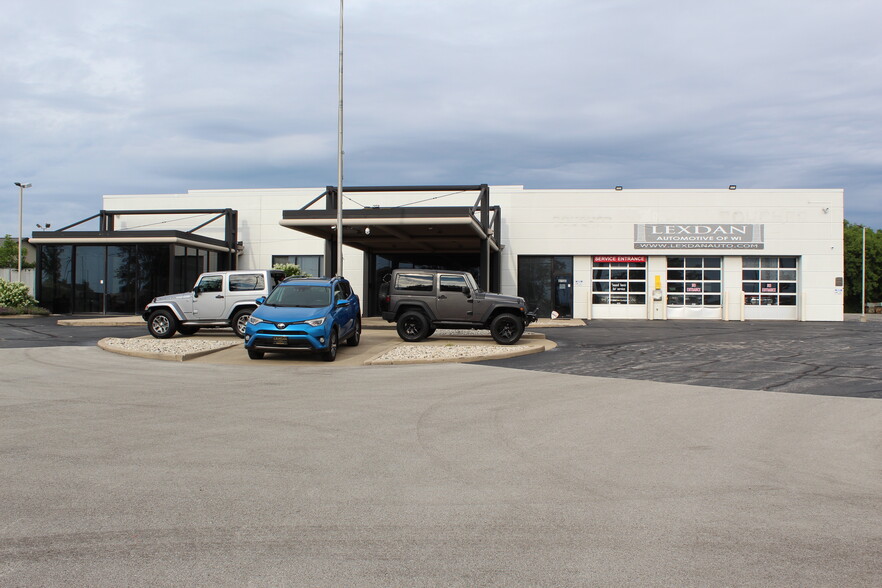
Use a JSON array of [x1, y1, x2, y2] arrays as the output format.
[[143, 269, 285, 338], [380, 269, 537, 345]]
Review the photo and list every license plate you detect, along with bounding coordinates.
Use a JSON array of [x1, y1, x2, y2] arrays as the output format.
[[272, 336, 287, 346]]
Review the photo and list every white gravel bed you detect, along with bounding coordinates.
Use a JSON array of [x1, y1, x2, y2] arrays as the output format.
[[101, 337, 241, 355], [372, 343, 534, 362]]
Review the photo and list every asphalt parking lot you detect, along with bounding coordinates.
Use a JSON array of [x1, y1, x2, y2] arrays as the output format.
[[484, 317, 882, 398]]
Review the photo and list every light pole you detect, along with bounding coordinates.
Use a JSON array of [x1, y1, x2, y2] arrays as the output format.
[[861, 225, 867, 322], [14, 182, 32, 283], [335, 0, 344, 276]]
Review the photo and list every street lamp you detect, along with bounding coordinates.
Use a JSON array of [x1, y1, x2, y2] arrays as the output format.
[[14, 182, 32, 283]]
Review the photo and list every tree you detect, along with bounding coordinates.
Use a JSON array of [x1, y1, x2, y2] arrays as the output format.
[[0, 234, 35, 269], [843, 221, 882, 312]]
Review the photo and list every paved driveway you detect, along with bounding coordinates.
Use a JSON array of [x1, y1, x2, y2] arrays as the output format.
[[1, 344, 881, 586], [483, 318, 882, 398]]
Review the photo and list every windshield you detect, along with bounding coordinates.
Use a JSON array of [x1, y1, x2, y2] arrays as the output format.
[[264, 284, 331, 308]]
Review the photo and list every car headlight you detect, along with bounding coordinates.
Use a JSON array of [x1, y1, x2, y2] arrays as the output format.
[[248, 315, 263, 325], [305, 317, 325, 327]]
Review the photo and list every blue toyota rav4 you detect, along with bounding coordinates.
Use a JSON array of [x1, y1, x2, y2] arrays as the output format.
[[243, 276, 361, 362]]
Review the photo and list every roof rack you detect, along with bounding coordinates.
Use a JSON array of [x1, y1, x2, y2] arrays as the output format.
[[281, 275, 336, 282]]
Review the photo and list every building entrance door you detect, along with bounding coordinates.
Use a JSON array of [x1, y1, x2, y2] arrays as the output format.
[[517, 256, 573, 319]]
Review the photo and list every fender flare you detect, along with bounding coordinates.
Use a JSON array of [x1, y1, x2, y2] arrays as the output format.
[[392, 301, 437, 322], [227, 302, 258, 320], [145, 302, 186, 322]]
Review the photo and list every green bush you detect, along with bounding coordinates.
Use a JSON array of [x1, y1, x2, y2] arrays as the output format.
[[0, 305, 49, 316], [0, 278, 40, 309], [273, 263, 308, 278]]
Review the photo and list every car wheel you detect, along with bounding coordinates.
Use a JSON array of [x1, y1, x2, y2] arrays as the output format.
[[490, 313, 524, 345], [322, 329, 338, 362], [177, 325, 200, 336], [247, 348, 264, 360], [396, 310, 430, 342], [231, 308, 252, 338], [346, 317, 361, 347], [147, 309, 177, 339], [426, 327, 436, 338]]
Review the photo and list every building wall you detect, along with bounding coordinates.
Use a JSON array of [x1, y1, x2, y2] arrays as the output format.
[[104, 186, 844, 321]]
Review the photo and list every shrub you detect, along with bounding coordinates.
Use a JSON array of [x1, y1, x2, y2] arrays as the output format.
[[273, 263, 308, 278], [0, 278, 39, 308]]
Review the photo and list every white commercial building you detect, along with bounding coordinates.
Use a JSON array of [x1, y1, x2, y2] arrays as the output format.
[[33, 185, 844, 320]]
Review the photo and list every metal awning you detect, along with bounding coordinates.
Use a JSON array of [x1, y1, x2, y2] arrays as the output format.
[[280, 206, 498, 253], [279, 185, 500, 255], [29, 230, 237, 253]]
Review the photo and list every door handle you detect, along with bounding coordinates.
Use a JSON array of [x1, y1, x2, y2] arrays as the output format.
[[437, 295, 447, 300], [215, 295, 224, 299]]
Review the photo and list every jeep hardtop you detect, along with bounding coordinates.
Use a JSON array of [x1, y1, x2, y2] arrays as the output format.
[[143, 269, 285, 338], [380, 269, 537, 345]]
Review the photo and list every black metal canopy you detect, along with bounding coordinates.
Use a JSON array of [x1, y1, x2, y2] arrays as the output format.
[[279, 185, 500, 255]]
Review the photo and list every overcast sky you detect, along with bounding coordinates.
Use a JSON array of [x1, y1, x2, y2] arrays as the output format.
[[2, 0, 881, 237]]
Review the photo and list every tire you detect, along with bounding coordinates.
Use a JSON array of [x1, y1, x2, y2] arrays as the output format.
[[346, 317, 361, 347], [396, 310, 430, 342], [177, 325, 200, 336], [322, 329, 338, 362], [247, 348, 265, 360], [231, 308, 252, 338], [426, 327, 436, 338], [147, 309, 177, 339], [490, 313, 524, 345]]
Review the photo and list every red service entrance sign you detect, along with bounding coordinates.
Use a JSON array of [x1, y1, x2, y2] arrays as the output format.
[[594, 256, 647, 263]]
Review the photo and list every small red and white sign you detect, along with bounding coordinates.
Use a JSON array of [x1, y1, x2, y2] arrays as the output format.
[[594, 255, 646, 263]]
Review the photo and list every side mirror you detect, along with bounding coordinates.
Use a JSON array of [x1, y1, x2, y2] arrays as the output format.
[[336, 299, 350, 307], [255, 296, 266, 305], [193, 286, 201, 298], [461, 286, 471, 296]]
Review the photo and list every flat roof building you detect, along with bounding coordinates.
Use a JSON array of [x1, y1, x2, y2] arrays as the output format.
[[30, 185, 844, 321]]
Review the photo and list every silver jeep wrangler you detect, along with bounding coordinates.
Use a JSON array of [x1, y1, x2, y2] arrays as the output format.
[[143, 269, 285, 338]]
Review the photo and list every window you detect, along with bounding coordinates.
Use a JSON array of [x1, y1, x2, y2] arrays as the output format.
[[272, 255, 322, 277], [440, 274, 468, 293], [229, 273, 265, 291], [743, 257, 798, 306], [592, 258, 646, 305], [666, 257, 722, 306], [196, 275, 223, 293], [333, 281, 353, 301], [394, 273, 433, 292]]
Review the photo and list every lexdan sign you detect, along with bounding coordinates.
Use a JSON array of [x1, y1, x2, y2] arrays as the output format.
[[634, 224, 764, 249]]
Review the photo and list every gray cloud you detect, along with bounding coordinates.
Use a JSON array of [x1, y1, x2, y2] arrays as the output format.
[[2, 0, 881, 237]]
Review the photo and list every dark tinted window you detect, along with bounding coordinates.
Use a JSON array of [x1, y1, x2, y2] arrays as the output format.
[[395, 273, 433, 292], [440, 274, 468, 292], [229, 274, 265, 291]]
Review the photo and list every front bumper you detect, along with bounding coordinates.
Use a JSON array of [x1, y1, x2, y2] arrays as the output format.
[[244, 322, 331, 352]]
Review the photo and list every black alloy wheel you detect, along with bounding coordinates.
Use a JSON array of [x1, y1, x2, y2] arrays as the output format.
[[490, 313, 524, 345], [396, 311, 430, 342]]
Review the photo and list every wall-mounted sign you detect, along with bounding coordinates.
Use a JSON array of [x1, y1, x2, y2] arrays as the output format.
[[634, 224, 764, 249], [594, 255, 647, 263]]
